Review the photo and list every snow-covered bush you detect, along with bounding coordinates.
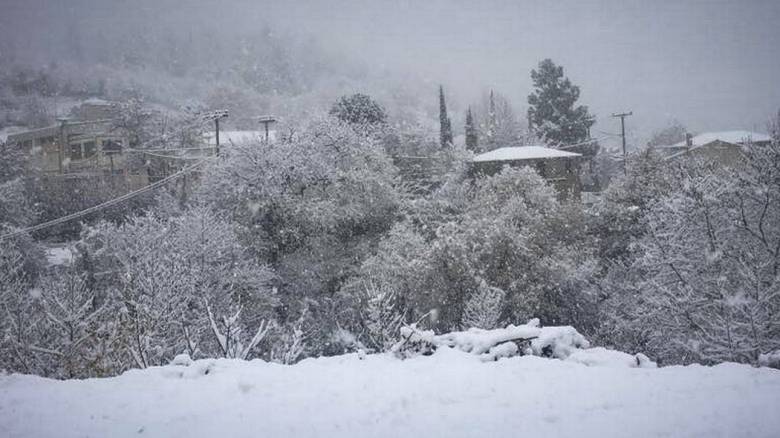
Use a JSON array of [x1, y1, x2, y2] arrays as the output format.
[[0, 242, 38, 374], [78, 206, 278, 371], [391, 324, 437, 359], [461, 279, 505, 330], [28, 269, 116, 378], [270, 315, 308, 365], [393, 319, 594, 362], [758, 351, 780, 369], [0, 177, 35, 228], [528, 322, 591, 359], [392, 319, 657, 368], [597, 136, 780, 365], [361, 282, 405, 353]]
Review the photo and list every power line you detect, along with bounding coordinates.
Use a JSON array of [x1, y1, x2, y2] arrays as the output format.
[[0, 160, 210, 242], [124, 146, 215, 153], [556, 136, 610, 150], [139, 151, 212, 160], [595, 129, 621, 137]]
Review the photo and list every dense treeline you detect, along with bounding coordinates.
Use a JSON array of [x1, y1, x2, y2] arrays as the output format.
[[1, 104, 778, 377]]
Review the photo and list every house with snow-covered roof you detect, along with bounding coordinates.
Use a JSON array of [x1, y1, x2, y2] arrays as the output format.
[[5, 100, 138, 181], [470, 146, 583, 199], [657, 130, 771, 164]]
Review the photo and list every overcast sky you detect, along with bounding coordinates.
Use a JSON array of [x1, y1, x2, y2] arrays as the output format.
[[3, 0, 779, 144], [263, 0, 780, 142]]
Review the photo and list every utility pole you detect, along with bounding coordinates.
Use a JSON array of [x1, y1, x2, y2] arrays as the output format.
[[215, 117, 220, 154], [257, 115, 277, 142], [57, 117, 70, 174], [202, 109, 229, 156], [612, 111, 632, 174]]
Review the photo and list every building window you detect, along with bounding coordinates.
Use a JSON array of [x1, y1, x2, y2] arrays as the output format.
[[70, 143, 83, 160], [83, 141, 96, 158], [536, 161, 547, 178], [102, 139, 122, 154]]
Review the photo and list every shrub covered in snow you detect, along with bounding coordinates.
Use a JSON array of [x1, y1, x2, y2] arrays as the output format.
[[759, 351, 780, 370], [390, 319, 651, 367]]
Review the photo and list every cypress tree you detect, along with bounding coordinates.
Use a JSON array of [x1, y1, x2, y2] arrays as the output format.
[[439, 85, 453, 148], [465, 107, 478, 152], [485, 90, 498, 150]]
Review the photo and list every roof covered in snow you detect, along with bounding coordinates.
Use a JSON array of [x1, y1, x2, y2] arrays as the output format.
[[472, 146, 581, 163], [0, 126, 27, 144], [672, 131, 771, 148]]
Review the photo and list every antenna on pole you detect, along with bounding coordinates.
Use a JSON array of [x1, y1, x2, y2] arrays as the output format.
[[612, 111, 632, 174]]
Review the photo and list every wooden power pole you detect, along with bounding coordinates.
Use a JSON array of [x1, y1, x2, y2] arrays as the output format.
[[612, 111, 632, 174], [257, 115, 276, 142], [202, 109, 229, 156]]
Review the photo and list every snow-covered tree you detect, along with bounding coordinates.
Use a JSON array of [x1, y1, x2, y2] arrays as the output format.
[[479, 90, 521, 151], [0, 177, 35, 228], [599, 135, 780, 365], [647, 119, 688, 147], [79, 207, 277, 369], [30, 269, 116, 378], [329, 93, 387, 126], [361, 282, 405, 352], [0, 140, 35, 228], [196, 116, 399, 279], [527, 59, 594, 145], [347, 167, 597, 332], [0, 242, 39, 374], [196, 116, 401, 355]]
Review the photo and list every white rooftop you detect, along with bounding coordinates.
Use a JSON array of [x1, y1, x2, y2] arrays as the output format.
[[473, 146, 581, 163], [672, 131, 771, 148]]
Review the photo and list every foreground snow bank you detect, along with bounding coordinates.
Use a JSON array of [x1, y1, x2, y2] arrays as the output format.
[[2, 349, 779, 438]]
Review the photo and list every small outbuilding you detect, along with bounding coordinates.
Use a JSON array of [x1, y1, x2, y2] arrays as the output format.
[[470, 146, 583, 199]]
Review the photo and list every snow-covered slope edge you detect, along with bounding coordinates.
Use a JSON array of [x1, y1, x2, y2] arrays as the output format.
[[1, 348, 779, 438]]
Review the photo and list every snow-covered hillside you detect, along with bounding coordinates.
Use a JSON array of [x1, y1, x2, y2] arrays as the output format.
[[1, 349, 779, 438]]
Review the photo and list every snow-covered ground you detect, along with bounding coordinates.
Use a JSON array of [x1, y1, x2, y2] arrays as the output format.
[[1, 348, 779, 438]]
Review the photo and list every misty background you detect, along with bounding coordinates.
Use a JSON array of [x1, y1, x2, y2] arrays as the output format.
[[1, 0, 779, 147]]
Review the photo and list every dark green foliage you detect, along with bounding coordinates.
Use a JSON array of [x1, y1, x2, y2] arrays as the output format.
[[527, 59, 594, 145], [329, 93, 387, 126], [439, 86, 453, 148], [465, 107, 478, 152]]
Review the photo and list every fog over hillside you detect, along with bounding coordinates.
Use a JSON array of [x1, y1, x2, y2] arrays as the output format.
[[2, 0, 779, 144]]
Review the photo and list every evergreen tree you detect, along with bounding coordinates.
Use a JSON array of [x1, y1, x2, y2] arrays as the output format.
[[527, 59, 594, 146], [329, 93, 387, 126], [485, 90, 498, 149], [465, 107, 478, 152], [439, 85, 453, 148], [479, 90, 520, 151]]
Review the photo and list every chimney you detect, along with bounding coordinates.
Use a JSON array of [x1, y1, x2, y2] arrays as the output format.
[[685, 133, 693, 148]]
